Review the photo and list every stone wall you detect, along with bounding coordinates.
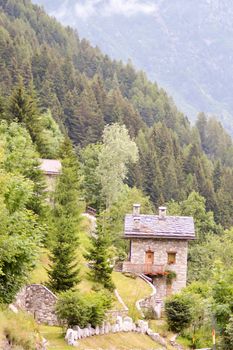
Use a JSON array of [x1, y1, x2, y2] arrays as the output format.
[[130, 238, 188, 299], [65, 317, 166, 348], [14, 284, 59, 326], [44, 174, 59, 193], [136, 275, 162, 318]]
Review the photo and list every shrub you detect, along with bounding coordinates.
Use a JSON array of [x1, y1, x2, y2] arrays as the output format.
[[222, 315, 233, 349], [165, 294, 193, 333], [56, 291, 90, 327], [85, 291, 112, 327], [56, 290, 112, 327]]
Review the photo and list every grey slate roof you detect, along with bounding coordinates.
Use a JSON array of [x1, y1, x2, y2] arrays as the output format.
[[39, 159, 62, 175], [124, 214, 195, 240]]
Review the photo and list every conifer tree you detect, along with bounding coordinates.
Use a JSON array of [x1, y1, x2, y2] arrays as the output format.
[[85, 214, 115, 291], [48, 138, 81, 292], [8, 78, 28, 123], [8, 79, 45, 153]]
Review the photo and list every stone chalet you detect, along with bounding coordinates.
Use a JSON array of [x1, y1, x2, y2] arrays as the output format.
[[122, 204, 195, 299], [39, 159, 62, 193]]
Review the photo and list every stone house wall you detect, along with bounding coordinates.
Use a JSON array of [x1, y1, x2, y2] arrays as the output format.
[[14, 284, 59, 326], [130, 238, 188, 298], [44, 174, 58, 193]]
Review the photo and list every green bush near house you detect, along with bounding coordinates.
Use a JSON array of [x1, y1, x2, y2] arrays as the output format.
[[165, 294, 193, 333], [56, 290, 112, 327]]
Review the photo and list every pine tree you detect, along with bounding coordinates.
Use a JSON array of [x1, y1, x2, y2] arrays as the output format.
[[48, 138, 81, 292], [85, 214, 115, 291], [213, 160, 222, 192], [8, 78, 28, 123], [8, 78, 45, 153]]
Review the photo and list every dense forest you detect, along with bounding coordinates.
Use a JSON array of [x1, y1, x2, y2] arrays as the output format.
[[0, 0, 233, 349], [0, 0, 233, 228]]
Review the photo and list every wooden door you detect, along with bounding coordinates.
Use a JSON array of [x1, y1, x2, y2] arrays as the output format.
[[145, 251, 154, 264], [145, 251, 154, 274]]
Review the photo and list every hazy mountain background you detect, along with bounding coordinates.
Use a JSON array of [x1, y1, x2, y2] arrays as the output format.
[[33, 0, 233, 135]]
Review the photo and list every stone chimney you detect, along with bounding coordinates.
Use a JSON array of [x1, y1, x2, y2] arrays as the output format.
[[159, 206, 167, 219], [133, 217, 141, 230], [133, 203, 141, 216]]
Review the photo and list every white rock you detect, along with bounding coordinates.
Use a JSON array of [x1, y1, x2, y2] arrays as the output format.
[[100, 325, 105, 335], [9, 304, 18, 313], [78, 329, 83, 339], [111, 324, 118, 333], [65, 329, 73, 340], [75, 327, 81, 339], [83, 328, 89, 337], [116, 316, 123, 328], [137, 320, 149, 333], [95, 325, 100, 335], [132, 323, 137, 332], [150, 332, 167, 347], [123, 316, 133, 324], [123, 320, 133, 332], [67, 330, 75, 345], [104, 323, 110, 334], [73, 330, 78, 341], [146, 328, 153, 336], [91, 327, 96, 336], [41, 337, 48, 350]]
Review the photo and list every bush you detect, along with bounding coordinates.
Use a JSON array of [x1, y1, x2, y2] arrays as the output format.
[[56, 290, 112, 327], [222, 315, 233, 349], [165, 294, 193, 333], [56, 291, 90, 327], [85, 291, 112, 327]]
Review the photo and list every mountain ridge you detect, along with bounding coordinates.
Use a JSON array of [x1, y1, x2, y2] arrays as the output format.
[[33, 0, 233, 136]]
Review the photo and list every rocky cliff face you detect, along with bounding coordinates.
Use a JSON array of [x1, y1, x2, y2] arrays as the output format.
[[33, 0, 233, 135]]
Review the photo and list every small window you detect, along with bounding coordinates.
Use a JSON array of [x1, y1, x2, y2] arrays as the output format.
[[167, 252, 176, 265]]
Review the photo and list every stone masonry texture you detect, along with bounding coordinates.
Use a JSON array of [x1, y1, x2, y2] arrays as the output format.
[[14, 284, 59, 325], [130, 238, 188, 298]]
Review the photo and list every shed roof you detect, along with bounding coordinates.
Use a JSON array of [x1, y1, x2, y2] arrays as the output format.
[[39, 159, 62, 175], [124, 214, 195, 240]]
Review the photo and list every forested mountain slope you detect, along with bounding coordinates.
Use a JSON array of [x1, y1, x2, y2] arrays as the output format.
[[0, 0, 233, 228], [1, 3, 233, 348], [34, 0, 233, 136]]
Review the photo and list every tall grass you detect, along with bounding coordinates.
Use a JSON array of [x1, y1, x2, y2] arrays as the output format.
[[0, 309, 41, 350]]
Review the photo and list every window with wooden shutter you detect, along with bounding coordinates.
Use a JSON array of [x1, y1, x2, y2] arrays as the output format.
[[167, 252, 176, 265]]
